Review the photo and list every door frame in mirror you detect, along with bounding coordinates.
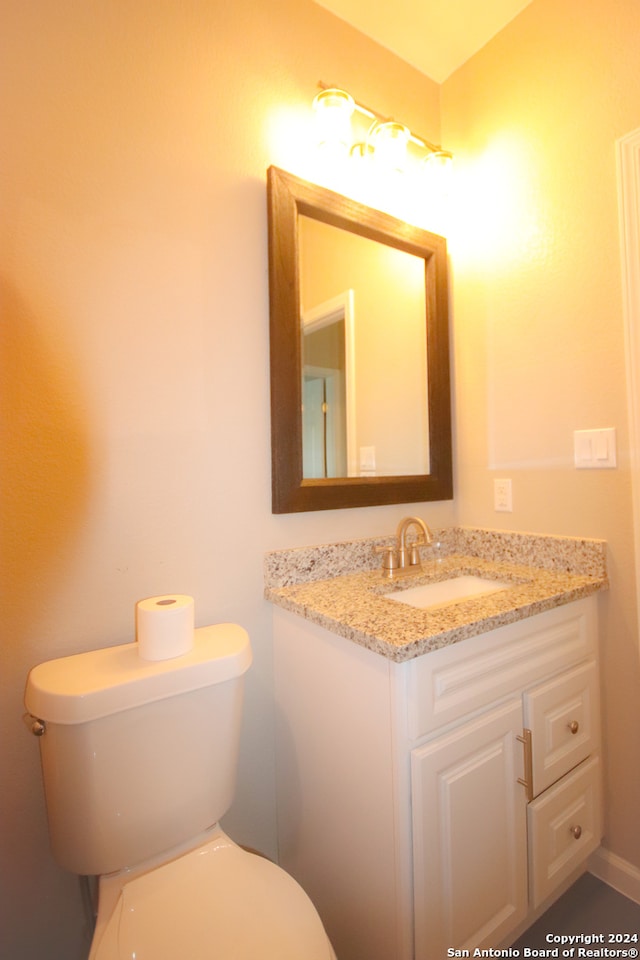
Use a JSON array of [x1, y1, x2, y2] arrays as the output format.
[[267, 165, 453, 513]]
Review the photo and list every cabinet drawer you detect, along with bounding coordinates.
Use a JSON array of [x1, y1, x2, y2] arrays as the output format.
[[525, 660, 599, 796], [406, 599, 596, 741], [528, 754, 602, 908]]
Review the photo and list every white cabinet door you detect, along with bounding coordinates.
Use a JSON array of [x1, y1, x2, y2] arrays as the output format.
[[411, 698, 528, 959]]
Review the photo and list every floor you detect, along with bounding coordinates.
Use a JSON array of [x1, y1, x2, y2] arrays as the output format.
[[513, 873, 640, 948]]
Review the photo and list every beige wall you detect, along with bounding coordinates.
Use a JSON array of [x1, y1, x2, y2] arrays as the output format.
[[442, 0, 640, 871], [4, 0, 640, 957], [0, 2, 447, 958]]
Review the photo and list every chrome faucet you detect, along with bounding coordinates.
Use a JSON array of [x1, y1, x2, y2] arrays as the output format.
[[375, 516, 433, 578]]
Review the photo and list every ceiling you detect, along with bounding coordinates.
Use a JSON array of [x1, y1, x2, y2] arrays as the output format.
[[312, 0, 534, 82]]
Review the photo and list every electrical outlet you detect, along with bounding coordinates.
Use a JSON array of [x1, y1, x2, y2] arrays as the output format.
[[494, 478, 513, 512]]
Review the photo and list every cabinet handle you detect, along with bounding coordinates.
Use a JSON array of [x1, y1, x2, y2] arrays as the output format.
[[516, 728, 533, 802], [571, 825, 583, 840], [568, 720, 580, 735]]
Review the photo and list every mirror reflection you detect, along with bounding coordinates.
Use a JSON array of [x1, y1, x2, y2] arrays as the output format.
[[299, 215, 429, 479]]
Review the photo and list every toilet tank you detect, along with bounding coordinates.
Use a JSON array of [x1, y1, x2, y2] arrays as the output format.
[[25, 623, 252, 876]]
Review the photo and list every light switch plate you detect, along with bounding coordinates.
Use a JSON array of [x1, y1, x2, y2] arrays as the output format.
[[359, 445, 376, 476], [573, 428, 617, 469]]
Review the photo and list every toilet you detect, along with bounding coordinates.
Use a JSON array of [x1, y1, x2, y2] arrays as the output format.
[[25, 622, 336, 959]]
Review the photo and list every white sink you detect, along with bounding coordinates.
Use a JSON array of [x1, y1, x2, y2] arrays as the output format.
[[384, 574, 512, 610]]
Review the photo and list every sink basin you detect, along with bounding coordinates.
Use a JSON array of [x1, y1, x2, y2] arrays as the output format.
[[384, 575, 512, 610]]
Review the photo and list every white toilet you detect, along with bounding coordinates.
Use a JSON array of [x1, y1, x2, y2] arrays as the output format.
[[25, 622, 336, 959]]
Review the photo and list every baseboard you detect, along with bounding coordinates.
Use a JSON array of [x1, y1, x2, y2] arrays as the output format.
[[589, 846, 640, 905]]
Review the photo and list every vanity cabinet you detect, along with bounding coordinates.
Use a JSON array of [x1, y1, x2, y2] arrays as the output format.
[[273, 596, 602, 960]]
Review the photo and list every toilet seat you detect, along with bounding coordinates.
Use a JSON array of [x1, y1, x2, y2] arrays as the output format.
[[92, 828, 335, 960]]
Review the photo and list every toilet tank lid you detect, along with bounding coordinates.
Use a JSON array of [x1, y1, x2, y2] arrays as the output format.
[[25, 623, 252, 725]]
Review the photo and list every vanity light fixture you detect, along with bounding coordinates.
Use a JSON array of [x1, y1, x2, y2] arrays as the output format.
[[312, 83, 453, 180], [423, 149, 454, 195], [312, 87, 356, 156], [368, 120, 411, 174]]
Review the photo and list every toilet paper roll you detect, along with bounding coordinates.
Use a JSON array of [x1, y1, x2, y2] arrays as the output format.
[[136, 594, 195, 661]]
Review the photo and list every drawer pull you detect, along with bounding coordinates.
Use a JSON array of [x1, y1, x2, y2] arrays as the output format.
[[517, 728, 533, 802], [568, 720, 580, 735], [571, 824, 583, 840]]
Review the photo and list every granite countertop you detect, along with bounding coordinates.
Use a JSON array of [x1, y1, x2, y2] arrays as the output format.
[[264, 528, 608, 662]]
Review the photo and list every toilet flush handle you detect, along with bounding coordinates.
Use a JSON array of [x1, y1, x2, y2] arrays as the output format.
[[27, 716, 46, 736]]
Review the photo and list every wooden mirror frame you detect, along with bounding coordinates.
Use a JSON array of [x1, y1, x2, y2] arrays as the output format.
[[267, 165, 453, 513]]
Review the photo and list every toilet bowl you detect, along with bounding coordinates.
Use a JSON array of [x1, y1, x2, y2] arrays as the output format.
[[91, 826, 336, 960], [25, 620, 335, 960]]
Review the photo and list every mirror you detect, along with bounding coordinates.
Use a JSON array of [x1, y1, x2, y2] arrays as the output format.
[[267, 166, 452, 513], [300, 216, 429, 479]]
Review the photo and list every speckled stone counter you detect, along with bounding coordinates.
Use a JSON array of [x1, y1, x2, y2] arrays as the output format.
[[264, 527, 608, 662]]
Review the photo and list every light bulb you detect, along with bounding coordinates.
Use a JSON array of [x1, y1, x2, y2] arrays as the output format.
[[424, 151, 453, 195], [312, 88, 355, 157], [369, 121, 410, 174]]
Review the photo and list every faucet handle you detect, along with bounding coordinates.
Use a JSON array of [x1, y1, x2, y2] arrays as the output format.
[[408, 541, 425, 566], [374, 544, 399, 577]]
